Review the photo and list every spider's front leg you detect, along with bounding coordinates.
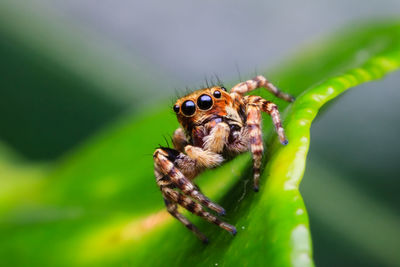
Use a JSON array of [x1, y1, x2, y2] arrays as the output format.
[[153, 147, 236, 241], [245, 96, 288, 191], [231, 75, 295, 102]]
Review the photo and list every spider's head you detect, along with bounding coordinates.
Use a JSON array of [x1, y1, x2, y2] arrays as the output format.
[[173, 86, 231, 131]]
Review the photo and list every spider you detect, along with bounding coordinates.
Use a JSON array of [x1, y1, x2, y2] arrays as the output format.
[[153, 75, 294, 243]]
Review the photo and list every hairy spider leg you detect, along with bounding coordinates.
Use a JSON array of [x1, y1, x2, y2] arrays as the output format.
[[163, 197, 209, 243], [153, 148, 236, 241], [231, 75, 295, 102], [245, 102, 264, 192], [245, 96, 288, 191], [163, 187, 236, 238], [261, 100, 288, 145], [154, 148, 225, 214]]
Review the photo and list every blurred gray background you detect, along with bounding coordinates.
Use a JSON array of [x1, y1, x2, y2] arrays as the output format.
[[44, 0, 400, 84], [41, 0, 400, 85], [0, 0, 399, 266]]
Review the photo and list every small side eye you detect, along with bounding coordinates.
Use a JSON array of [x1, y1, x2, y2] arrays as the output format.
[[173, 104, 180, 113], [213, 90, 222, 98], [197, 94, 213, 110], [221, 86, 227, 91], [181, 100, 196, 116]]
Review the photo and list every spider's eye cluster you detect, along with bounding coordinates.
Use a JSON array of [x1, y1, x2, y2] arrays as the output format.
[[174, 90, 224, 117]]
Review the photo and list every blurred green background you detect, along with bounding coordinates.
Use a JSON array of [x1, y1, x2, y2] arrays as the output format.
[[0, 1, 399, 266]]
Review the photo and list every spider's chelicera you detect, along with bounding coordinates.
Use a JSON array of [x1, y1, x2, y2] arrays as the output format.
[[153, 75, 294, 243]]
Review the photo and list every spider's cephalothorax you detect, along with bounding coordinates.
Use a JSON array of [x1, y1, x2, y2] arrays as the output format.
[[153, 75, 294, 242]]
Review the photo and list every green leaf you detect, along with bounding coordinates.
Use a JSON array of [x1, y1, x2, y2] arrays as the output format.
[[1, 21, 400, 266]]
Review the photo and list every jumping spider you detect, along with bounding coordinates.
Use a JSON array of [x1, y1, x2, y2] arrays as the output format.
[[153, 75, 294, 242]]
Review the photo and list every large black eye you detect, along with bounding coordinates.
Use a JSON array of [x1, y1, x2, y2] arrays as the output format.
[[197, 94, 213, 110], [181, 100, 196, 116], [173, 104, 179, 113], [213, 90, 222, 98]]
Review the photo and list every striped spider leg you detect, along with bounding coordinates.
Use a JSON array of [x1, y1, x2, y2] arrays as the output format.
[[242, 95, 289, 191], [231, 75, 295, 102], [230, 75, 294, 191]]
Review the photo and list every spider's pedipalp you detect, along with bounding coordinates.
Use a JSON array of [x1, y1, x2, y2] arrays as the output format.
[[202, 122, 230, 153], [184, 145, 224, 169], [231, 75, 295, 102]]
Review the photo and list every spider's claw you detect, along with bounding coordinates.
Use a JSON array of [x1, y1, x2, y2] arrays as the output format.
[[253, 186, 259, 192], [220, 222, 237, 236], [209, 202, 225, 216], [187, 224, 208, 243], [281, 139, 288, 146], [218, 208, 226, 216], [230, 227, 237, 236]]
